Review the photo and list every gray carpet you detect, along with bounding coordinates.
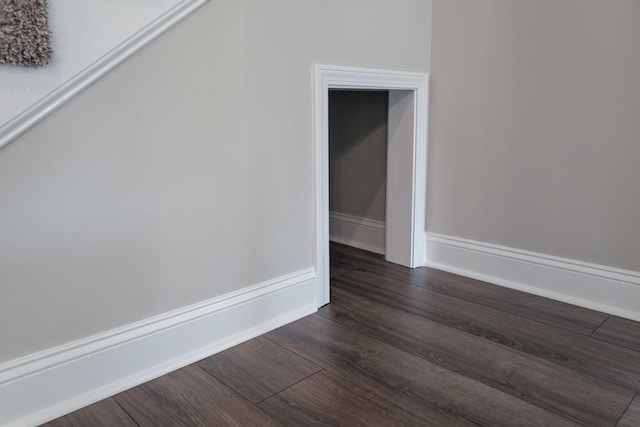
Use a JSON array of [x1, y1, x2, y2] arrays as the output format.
[[0, 0, 52, 67]]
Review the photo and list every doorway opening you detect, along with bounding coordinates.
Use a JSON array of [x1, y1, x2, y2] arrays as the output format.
[[314, 65, 429, 307], [329, 89, 389, 256]]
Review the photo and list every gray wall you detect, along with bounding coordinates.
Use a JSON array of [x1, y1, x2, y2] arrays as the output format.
[[0, 0, 432, 363], [329, 90, 388, 222], [428, 0, 640, 271]]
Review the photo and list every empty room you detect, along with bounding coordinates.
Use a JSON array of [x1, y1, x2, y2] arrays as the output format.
[[1, 1, 639, 426]]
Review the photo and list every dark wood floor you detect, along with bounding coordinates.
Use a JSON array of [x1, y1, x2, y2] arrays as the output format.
[[45, 243, 640, 426]]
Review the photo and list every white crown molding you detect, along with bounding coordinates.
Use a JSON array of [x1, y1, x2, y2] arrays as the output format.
[[0, 268, 316, 427], [329, 211, 385, 255], [0, 0, 209, 152], [425, 232, 640, 321]]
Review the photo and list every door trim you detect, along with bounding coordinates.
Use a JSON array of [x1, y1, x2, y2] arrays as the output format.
[[313, 65, 429, 306]]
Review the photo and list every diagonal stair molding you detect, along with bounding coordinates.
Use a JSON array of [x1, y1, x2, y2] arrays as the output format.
[[0, 0, 208, 152]]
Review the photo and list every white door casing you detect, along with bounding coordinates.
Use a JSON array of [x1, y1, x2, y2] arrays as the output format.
[[313, 65, 429, 306]]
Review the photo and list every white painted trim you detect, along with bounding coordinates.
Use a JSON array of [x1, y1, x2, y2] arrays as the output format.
[[0, 0, 209, 152], [0, 268, 316, 427], [314, 64, 429, 306], [386, 90, 419, 266], [425, 232, 640, 321], [329, 211, 385, 255]]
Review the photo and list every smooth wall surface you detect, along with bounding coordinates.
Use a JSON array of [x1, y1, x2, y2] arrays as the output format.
[[329, 90, 388, 222], [0, 0, 183, 131], [0, 0, 431, 363], [429, 0, 640, 271]]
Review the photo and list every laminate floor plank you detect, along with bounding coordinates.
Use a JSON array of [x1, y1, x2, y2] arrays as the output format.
[[330, 260, 357, 278], [43, 398, 136, 427], [265, 314, 578, 427], [330, 243, 606, 335], [258, 371, 440, 426], [592, 316, 640, 352], [264, 340, 479, 426], [198, 336, 321, 403], [330, 245, 361, 277], [114, 365, 280, 426], [332, 270, 640, 390], [618, 395, 640, 427], [41, 244, 638, 426], [319, 285, 634, 426]]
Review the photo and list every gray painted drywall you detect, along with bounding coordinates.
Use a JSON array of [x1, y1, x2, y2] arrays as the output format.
[[329, 90, 388, 222], [429, 0, 640, 271], [0, 0, 432, 363]]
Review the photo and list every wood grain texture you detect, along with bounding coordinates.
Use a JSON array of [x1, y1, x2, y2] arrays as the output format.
[[265, 314, 578, 426], [114, 365, 280, 426], [319, 285, 634, 426], [330, 246, 360, 278], [592, 316, 640, 352], [43, 398, 136, 427], [332, 270, 640, 390], [198, 336, 320, 403], [260, 345, 476, 426], [258, 371, 438, 427], [330, 243, 607, 335], [330, 260, 356, 278], [619, 395, 640, 427], [40, 243, 640, 426]]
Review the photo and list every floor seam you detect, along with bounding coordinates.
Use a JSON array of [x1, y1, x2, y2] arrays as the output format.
[[253, 369, 324, 406], [615, 391, 637, 426], [589, 315, 611, 337], [590, 334, 640, 354], [314, 311, 590, 426], [325, 281, 640, 395], [262, 334, 324, 373], [329, 266, 359, 279], [334, 263, 607, 338], [346, 264, 603, 337], [114, 398, 142, 427]]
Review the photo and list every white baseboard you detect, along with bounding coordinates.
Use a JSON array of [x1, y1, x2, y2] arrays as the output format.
[[329, 211, 385, 255], [0, 269, 317, 427], [425, 233, 640, 322]]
